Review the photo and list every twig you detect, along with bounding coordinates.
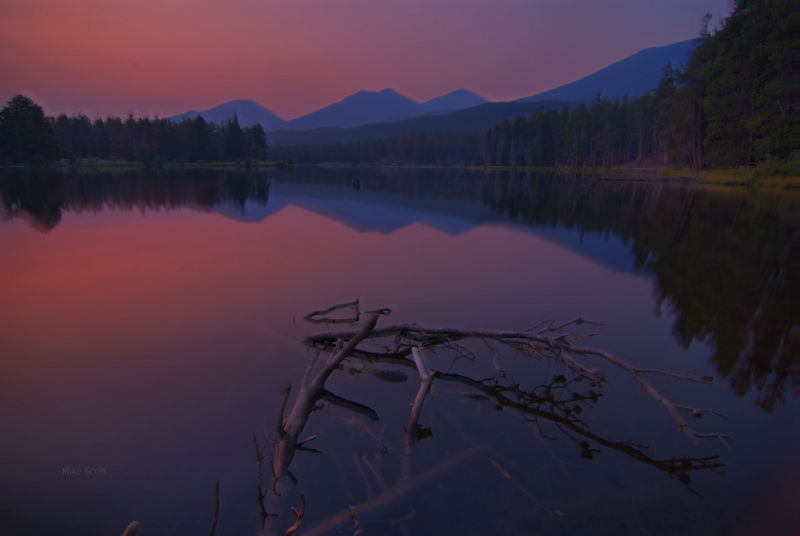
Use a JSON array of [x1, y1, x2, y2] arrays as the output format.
[[254, 432, 269, 526], [284, 494, 306, 536], [353, 453, 375, 499], [536, 316, 604, 335], [675, 404, 729, 420], [690, 431, 732, 448], [557, 342, 701, 444], [361, 453, 389, 492], [305, 300, 361, 324], [208, 480, 220, 536], [635, 368, 720, 385]]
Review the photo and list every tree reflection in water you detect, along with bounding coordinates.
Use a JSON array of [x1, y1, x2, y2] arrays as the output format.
[[480, 171, 797, 413], [255, 301, 726, 536], [1, 168, 794, 412]]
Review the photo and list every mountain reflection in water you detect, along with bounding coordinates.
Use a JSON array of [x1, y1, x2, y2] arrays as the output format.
[[2, 166, 795, 412]]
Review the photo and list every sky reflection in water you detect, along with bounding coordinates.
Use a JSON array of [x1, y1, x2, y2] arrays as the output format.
[[0, 168, 796, 535]]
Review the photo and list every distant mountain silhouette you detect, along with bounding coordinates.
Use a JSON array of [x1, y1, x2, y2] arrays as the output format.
[[171, 89, 488, 133], [418, 89, 487, 115], [171, 99, 286, 130], [169, 39, 694, 138], [518, 39, 697, 102], [269, 99, 573, 146], [283, 89, 420, 130]]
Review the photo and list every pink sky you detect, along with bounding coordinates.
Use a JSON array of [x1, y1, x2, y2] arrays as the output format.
[[0, 0, 731, 120]]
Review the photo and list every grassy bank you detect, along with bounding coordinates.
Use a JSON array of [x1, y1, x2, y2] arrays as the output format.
[[554, 159, 797, 188], [3, 159, 795, 189]]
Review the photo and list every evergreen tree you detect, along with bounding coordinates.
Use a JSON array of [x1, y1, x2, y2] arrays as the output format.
[[0, 95, 60, 164], [223, 114, 245, 161], [245, 123, 268, 161]]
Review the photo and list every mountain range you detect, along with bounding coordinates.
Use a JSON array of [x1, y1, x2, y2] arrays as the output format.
[[171, 88, 488, 132], [170, 38, 696, 144], [266, 99, 571, 147]]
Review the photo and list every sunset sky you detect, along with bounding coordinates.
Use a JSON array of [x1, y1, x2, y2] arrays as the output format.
[[1, 0, 731, 120]]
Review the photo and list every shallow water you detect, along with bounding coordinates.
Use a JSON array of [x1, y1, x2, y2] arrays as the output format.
[[0, 167, 796, 535]]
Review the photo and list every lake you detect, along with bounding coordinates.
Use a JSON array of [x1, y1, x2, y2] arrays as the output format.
[[0, 167, 796, 535]]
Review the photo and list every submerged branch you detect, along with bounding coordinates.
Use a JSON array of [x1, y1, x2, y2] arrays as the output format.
[[305, 322, 728, 445], [320, 390, 380, 421], [300, 446, 488, 536], [258, 302, 729, 531], [274, 309, 390, 483], [283, 494, 306, 536]]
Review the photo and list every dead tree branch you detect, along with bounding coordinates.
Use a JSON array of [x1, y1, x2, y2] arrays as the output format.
[[305, 322, 728, 445], [406, 347, 436, 446], [274, 309, 390, 484]]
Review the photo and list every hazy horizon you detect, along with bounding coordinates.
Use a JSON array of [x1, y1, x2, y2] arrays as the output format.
[[1, 0, 730, 120]]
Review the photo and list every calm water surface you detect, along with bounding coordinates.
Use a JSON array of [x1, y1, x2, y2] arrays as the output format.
[[0, 168, 796, 535]]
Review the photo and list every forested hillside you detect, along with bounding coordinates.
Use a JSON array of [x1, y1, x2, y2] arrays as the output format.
[[277, 1, 790, 169]]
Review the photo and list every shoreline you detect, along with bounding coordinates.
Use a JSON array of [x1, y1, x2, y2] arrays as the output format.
[[1, 160, 796, 189]]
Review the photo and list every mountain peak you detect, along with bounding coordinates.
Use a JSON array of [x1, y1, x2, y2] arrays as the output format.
[[445, 88, 479, 97], [286, 89, 419, 130], [419, 89, 487, 114], [170, 99, 285, 129], [343, 88, 412, 101], [226, 99, 260, 106], [518, 38, 697, 102]]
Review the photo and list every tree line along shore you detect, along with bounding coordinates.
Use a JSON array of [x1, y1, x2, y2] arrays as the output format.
[[0, 2, 791, 181]]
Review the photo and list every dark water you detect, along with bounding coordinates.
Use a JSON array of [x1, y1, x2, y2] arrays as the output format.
[[0, 167, 796, 535]]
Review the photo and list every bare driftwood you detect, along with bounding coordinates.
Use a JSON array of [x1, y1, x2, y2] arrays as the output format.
[[305, 317, 730, 446], [273, 306, 391, 483], [254, 302, 729, 533]]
